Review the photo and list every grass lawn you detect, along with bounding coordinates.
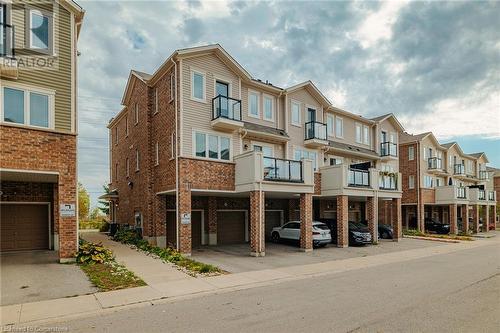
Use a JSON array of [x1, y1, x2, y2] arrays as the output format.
[[80, 261, 146, 291]]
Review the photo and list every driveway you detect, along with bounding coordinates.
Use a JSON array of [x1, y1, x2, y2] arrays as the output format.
[[0, 251, 97, 306], [192, 238, 448, 273]]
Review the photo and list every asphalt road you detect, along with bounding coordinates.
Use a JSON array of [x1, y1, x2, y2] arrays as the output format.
[[43, 240, 500, 333]]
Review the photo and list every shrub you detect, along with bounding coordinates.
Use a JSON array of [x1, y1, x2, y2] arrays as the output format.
[[403, 229, 425, 237], [113, 229, 141, 244], [77, 240, 114, 264], [99, 221, 110, 232]]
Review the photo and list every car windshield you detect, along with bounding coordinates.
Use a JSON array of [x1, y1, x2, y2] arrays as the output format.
[[349, 222, 366, 230], [313, 223, 329, 230]]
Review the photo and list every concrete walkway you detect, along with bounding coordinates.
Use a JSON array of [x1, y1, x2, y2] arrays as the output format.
[[1, 235, 498, 327]]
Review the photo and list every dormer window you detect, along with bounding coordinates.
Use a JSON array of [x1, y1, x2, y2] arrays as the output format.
[[26, 8, 53, 54]]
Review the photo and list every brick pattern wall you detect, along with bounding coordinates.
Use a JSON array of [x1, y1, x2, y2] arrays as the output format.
[[421, 189, 436, 203], [471, 205, 480, 233], [378, 200, 392, 225], [208, 196, 217, 243], [178, 186, 191, 254], [449, 204, 457, 234], [288, 199, 299, 221], [399, 143, 418, 204], [249, 191, 265, 255], [336, 195, 349, 247], [314, 172, 321, 195], [179, 157, 235, 191], [366, 196, 376, 241], [461, 204, 469, 234], [0, 181, 53, 202], [392, 198, 402, 241], [299, 193, 313, 250], [0, 125, 77, 259]]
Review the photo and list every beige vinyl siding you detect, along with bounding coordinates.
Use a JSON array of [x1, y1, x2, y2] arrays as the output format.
[[240, 83, 280, 127], [376, 118, 399, 171], [181, 53, 241, 157], [9, 2, 74, 132], [242, 139, 285, 159]]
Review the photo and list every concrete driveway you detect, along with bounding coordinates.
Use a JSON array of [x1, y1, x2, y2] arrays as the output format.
[[0, 251, 97, 306], [192, 238, 448, 273]]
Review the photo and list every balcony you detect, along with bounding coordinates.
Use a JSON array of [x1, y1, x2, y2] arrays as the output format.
[[469, 188, 488, 203], [380, 142, 397, 159], [427, 157, 447, 175], [378, 173, 398, 191], [1, 22, 18, 78], [234, 151, 314, 193], [454, 164, 466, 176], [478, 170, 489, 181], [435, 185, 468, 204], [348, 168, 370, 187], [210, 95, 243, 131], [304, 121, 328, 148]]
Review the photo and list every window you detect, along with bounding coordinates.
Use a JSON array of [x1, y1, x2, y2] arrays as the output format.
[[155, 142, 159, 165], [408, 146, 415, 160], [294, 149, 318, 170], [253, 144, 273, 157], [291, 101, 301, 126], [191, 71, 205, 101], [355, 123, 362, 143], [125, 115, 128, 136], [436, 178, 441, 187], [194, 131, 231, 161], [248, 91, 259, 118], [170, 133, 176, 159], [329, 157, 343, 166], [424, 175, 433, 188], [27, 9, 52, 53], [154, 88, 158, 114], [263, 95, 274, 121], [169, 73, 175, 102], [408, 175, 415, 189], [335, 116, 343, 138], [135, 149, 139, 171], [326, 114, 334, 137], [2, 86, 53, 128], [134, 103, 139, 124], [134, 212, 143, 229], [363, 125, 370, 145], [126, 158, 130, 177]]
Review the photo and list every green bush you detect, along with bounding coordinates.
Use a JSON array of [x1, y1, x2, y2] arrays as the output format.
[[113, 229, 141, 244], [403, 229, 425, 237], [99, 221, 110, 232], [79, 219, 107, 230], [77, 240, 114, 264]]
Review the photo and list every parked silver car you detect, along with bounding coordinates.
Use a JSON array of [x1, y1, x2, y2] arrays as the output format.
[[271, 221, 331, 247]]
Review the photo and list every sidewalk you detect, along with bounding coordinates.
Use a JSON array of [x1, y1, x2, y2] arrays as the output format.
[[1, 235, 498, 327]]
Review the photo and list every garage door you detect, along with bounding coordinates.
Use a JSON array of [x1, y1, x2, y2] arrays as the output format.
[[1, 204, 49, 251], [217, 211, 246, 244], [265, 211, 282, 240]]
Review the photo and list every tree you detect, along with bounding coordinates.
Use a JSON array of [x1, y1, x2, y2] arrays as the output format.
[[78, 182, 90, 220], [98, 184, 110, 216], [89, 207, 104, 220]]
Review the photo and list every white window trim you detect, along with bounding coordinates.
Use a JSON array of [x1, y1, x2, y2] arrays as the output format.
[[154, 88, 158, 114], [355, 122, 362, 144], [190, 69, 206, 103], [251, 141, 274, 157], [134, 102, 139, 125], [293, 146, 318, 170], [408, 146, 415, 161], [192, 129, 233, 162], [408, 175, 415, 189], [335, 116, 344, 138], [170, 132, 175, 160], [362, 124, 370, 145], [248, 90, 260, 119], [213, 76, 232, 98], [135, 149, 140, 172], [155, 142, 159, 166], [169, 72, 175, 103], [290, 100, 301, 127], [262, 94, 275, 122], [27, 8, 54, 54], [0, 81, 55, 130], [326, 114, 334, 137]]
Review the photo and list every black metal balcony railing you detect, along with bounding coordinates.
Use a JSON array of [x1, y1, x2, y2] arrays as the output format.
[[263, 157, 303, 183], [348, 168, 370, 187], [454, 164, 465, 175], [428, 157, 443, 170], [304, 121, 327, 141], [488, 191, 495, 201], [479, 170, 488, 180], [212, 95, 242, 121], [478, 190, 486, 200], [380, 142, 397, 157], [456, 187, 466, 199], [379, 175, 397, 190], [1, 22, 15, 58]]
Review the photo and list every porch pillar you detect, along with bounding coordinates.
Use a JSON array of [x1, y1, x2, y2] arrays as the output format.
[[178, 184, 192, 255], [366, 196, 377, 243], [58, 176, 77, 263], [472, 204, 480, 233], [449, 204, 457, 235], [154, 195, 167, 247], [208, 197, 217, 245], [337, 195, 349, 247], [484, 205, 489, 232], [417, 200, 425, 233], [392, 198, 402, 241], [489, 205, 496, 229], [250, 190, 265, 257], [299, 193, 313, 251], [462, 204, 469, 234]]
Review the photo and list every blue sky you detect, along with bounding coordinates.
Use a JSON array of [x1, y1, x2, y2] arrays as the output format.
[[76, 0, 500, 206]]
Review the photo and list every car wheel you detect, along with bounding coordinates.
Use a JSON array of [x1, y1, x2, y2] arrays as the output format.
[[381, 231, 389, 239], [271, 232, 280, 243]]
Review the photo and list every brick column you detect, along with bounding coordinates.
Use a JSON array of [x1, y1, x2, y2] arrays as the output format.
[[154, 195, 167, 247], [288, 199, 298, 221], [472, 205, 480, 233], [208, 197, 217, 245], [336, 195, 349, 247], [58, 176, 77, 262], [417, 200, 425, 233], [484, 205, 489, 232], [249, 191, 265, 256], [300, 193, 313, 251], [449, 204, 457, 235], [462, 204, 469, 234], [366, 196, 377, 243], [178, 185, 192, 255], [392, 198, 402, 242], [489, 205, 495, 229]]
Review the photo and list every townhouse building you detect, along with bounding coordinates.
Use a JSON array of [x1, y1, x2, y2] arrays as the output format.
[[0, 0, 84, 261], [106, 44, 404, 257], [399, 132, 497, 234]]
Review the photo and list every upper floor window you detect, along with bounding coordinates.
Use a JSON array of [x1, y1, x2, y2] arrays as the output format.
[[329, 157, 343, 166], [126, 158, 130, 177], [408, 146, 415, 160], [355, 123, 362, 143], [335, 116, 343, 138], [291, 101, 301, 126], [191, 70, 205, 102], [424, 175, 433, 188], [27, 8, 53, 54], [326, 114, 334, 137], [408, 175, 415, 189], [155, 142, 159, 165], [194, 131, 231, 161], [294, 148, 318, 170], [134, 103, 139, 124], [248, 91, 259, 118], [135, 149, 139, 171], [1, 85, 54, 129], [1, 3, 13, 58], [263, 95, 274, 121], [363, 125, 370, 145]]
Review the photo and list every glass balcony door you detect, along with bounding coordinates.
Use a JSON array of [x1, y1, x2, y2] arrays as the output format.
[[215, 81, 230, 118]]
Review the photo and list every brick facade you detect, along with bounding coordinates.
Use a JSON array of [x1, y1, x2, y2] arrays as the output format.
[[449, 204, 457, 234], [0, 125, 77, 260], [461, 204, 469, 234], [471, 205, 480, 233], [392, 198, 402, 241], [249, 191, 265, 256], [366, 197, 377, 242], [299, 193, 313, 251], [336, 195, 349, 247]]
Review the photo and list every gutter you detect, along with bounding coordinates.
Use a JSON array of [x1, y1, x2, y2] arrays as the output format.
[[171, 57, 180, 251]]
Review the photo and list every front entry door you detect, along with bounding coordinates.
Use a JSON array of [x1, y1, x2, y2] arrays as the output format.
[[216, 81, 230, 118]]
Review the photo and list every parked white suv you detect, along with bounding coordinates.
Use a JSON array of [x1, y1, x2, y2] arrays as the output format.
[[271, 221, 331, 247]]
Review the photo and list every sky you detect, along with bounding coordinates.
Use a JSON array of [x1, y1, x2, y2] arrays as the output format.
[[76, 0, 500, 207]]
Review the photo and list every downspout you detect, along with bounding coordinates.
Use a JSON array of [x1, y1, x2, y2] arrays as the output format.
[[171, 57, 180, 251], [416, 141, 421, 230]]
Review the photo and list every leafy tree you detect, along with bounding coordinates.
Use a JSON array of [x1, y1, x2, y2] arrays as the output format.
[[98, 184, 110, 216], [78, 182, 90, 220], [89, 207, 104, 220]]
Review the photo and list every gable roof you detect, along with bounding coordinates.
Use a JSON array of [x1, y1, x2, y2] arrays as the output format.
[[399, 131, 432, 144], [285, 80, 331, 107], [370, 113, 405, 132], [121, 70, 151, 105], [467, 152, 489, 163]]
